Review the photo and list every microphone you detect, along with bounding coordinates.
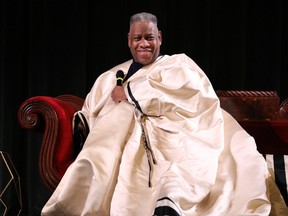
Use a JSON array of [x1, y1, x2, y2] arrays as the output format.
[[116, 70, 124, 86]]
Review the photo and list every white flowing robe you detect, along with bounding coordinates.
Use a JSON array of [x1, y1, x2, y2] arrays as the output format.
[[42, 54, 277, 216]]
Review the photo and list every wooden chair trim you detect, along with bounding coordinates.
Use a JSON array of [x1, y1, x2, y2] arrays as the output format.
[[216, 90, 279, 97]]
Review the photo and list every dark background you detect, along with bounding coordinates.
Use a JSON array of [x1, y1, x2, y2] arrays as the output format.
[[1, 0, 287, 215]]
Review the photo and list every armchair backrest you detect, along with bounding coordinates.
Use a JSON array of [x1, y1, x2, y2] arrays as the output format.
[[216, 90, 281, 120]]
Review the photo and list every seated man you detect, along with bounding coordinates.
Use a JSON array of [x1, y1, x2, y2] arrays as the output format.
[[42, 12, 287, 216]]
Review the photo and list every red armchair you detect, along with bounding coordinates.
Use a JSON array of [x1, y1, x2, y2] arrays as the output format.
[[17, 95, 84, 191], [17, 91, 288, 194]]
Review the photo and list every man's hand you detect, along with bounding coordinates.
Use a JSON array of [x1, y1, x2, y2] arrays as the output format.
[[111, 86, 127, 104]]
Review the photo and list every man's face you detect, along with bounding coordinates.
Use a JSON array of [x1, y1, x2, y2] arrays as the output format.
[[128, 21, 162, 65]]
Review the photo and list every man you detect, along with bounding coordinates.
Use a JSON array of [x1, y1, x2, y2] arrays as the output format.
[[42, 12, 275, 216]]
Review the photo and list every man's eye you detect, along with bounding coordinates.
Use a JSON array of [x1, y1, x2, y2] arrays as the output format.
[[134, 37, 141, 41], [147, 36, 154, 40]]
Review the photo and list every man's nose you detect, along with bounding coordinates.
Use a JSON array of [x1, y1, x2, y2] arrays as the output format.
[[139, 38, 149, 46]]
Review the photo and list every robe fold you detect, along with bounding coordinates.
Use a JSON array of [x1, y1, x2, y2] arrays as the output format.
[[42, 54, 287, 216]]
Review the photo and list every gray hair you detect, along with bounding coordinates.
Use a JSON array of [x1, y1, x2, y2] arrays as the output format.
[[129, 12, 158, 27]]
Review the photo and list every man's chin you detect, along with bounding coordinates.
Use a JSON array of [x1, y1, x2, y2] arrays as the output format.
[[138, 59, 152, 65], [137, 55, 153, 65]]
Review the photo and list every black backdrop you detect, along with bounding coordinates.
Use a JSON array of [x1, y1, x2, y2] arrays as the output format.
[[1, 0, 287, 215]]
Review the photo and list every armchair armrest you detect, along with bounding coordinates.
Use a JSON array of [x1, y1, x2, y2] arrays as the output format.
[[17, 94, 84, 191]]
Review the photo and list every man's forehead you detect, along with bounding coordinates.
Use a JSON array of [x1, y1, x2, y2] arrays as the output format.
[[130, 23, 157, 34]]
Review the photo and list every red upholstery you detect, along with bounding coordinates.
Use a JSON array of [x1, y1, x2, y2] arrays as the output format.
[[240, 120, 288, 155], [17, 91, 288, 191], [18, 95, 84, 191]]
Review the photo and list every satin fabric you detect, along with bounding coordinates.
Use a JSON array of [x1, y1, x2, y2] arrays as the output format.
[[42, 54, 284, 215]]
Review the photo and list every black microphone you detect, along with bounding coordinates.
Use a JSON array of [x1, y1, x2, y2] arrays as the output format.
[[116, 70, 125, 86]]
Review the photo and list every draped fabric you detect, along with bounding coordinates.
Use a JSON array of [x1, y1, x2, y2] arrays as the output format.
[[41, 54, 287, 216], [1, 1, 288, 215], [265, 155, 288, 205]]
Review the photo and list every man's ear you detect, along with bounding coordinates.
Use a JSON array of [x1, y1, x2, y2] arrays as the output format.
[[158, 31, 162, 45]]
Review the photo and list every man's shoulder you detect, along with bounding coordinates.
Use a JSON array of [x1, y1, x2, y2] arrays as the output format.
[[161, 53, 196, 66], [170, 53, 191, 60], [160, 53, 205, 75]]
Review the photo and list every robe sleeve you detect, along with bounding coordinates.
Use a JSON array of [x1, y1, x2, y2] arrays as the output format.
[[73, 71, 116, 130]]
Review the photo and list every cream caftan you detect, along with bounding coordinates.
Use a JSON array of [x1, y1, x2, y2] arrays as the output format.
[[42, 54, 277, 215]]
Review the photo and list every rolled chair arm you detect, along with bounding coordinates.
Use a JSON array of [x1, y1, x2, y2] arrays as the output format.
[[280, 98, 288, 119], [17, 95, 84, 191]]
